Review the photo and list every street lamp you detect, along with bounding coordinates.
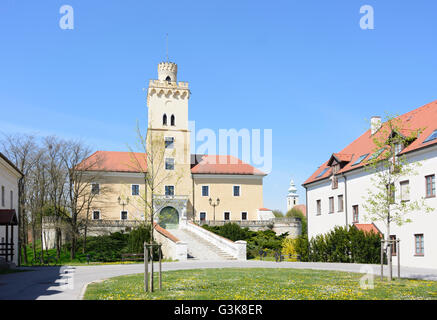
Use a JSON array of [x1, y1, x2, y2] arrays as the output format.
[[208, 197, 220, 222], [118, 196, 130, 211]]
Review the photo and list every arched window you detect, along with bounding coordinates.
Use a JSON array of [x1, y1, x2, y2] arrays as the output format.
[[163, 114, 167, 126], [165, 76, 171, 82], [170, 115, 175, 126]]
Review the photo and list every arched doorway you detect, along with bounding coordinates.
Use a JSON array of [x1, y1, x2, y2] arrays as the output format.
[[158, 206, 179, 229]]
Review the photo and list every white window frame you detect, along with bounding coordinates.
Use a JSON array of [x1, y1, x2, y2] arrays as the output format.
[[199, 211, 207, 221], [400, 180, 410, 202], [338, 195, 344, 212], [316, 199, 321, 216], [224, 211, 231, 221], [329, 197, 334, 213], [201, 185, 210, 197], [232, 185, 241, 197], [131, 184, 140, 196], [120, 210, 129, 220], [92, 210, 101, 220], [165, 158, 175, 170], [241, 211, 248, 220], [165, 185, 175, 197]]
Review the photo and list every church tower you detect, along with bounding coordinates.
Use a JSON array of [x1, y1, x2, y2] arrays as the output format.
[[146, 62, 193, 223], [286, 178, 299, 211]]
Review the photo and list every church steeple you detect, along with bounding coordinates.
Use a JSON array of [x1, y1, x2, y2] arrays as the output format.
[[287, 177, 299, 211]]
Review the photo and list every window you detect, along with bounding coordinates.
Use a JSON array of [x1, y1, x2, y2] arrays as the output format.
[[316, 168, 329, 178], [332, 176, 338, 189], [93, 211, 100, 220], [388, 183, 395, 204], [165, 137, 174, 149], [394, 143, 403, 156], [201, 185, 209, 197], [400, 181, 409, 201], [338, 195, 344, 212], [368, 148, 385, 161], [224, 212, 230, 220], [170, 115, 175, 126], [199, 212, 206, 221], [316, 200, 321, 216], [1, 186, 4, 207], [91, 183, 100, 195], [132, 184, 139, 196], [352, 154, 369, 166], [426, 175, 435, 197], [121, 211, 128, 220], [329, 197, 334, 213], [163, 114, 167, 126], [390, 235, 397, 256], [241, 212, 248, 220], [165, 185, 174, 197], [352, 205, 359, 223], [165, 76, 172, 82], [423, 129, 437, 144], [415, 234, 424, 256], [165, 158, 175, 170], [233, 186, 240, 197]]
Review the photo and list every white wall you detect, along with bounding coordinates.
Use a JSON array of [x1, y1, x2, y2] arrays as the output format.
[[306, 145, 437, 269], [0, 157, 21, 266]]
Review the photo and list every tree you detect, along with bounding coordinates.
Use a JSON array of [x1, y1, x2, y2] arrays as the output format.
[[0, 133, 41, 265], [62, 140, 107, 259], [272, 210, 283, 218], [286, 207, 307, 235], [127, 122, 184, 242], [362, 114, 434, 280], [127, 122, 184, 291]]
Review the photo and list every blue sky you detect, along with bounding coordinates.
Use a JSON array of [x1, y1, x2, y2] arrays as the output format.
[[1, 0, 436, 213]]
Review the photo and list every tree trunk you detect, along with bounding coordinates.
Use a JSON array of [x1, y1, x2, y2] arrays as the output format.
[[82, 224, 87, 254], [387, 218, 392, 281]]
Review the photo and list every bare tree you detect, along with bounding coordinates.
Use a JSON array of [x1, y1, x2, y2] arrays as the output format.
[[0, 133, 40, 265]]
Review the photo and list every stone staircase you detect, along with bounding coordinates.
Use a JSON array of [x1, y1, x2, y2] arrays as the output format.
[[169, 228, 237, 261]]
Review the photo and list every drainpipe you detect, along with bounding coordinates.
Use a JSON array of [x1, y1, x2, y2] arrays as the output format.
[[192, 176, 195, 222], [342, 173, 348, 229]]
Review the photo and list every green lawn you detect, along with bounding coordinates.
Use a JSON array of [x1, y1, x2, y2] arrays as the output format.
[[84, 268, 437, 300]]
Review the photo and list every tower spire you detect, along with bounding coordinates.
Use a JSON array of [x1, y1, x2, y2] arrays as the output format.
[[166, 33, 169, 62]]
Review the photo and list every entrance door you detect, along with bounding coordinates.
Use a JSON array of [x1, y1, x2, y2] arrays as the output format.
[[158, 206, 179, 229]]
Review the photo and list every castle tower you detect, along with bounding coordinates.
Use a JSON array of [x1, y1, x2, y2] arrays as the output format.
[[146, 62, 193, 224], [286, 178, 299, 211]]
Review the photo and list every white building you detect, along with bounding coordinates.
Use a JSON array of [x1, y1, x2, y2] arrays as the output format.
[[303, 100, 437, 269], [0, 152, 22, 267], [286, 178, 299, 211]]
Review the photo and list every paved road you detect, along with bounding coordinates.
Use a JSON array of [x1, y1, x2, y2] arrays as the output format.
[[1, 260, 437, 300]]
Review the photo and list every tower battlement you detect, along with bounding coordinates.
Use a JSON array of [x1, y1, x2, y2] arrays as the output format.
[[158, 62, 178, 82]]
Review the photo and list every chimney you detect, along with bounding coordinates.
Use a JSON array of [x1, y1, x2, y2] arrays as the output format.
[[371, 116, 381, 135]]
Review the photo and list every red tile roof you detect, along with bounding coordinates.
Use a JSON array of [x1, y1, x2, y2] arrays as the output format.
[[190, 155, 266, 175], [304, 100, 437, 185], [153, 223, 180, 243], [258, 208, 272, 211], [76, 151, 147, 173], [353, 223, 382, 235], [77, 152, 264, 176]]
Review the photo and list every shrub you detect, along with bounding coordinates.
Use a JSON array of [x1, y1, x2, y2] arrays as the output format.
[[127, 224, 152, 254], [298, 226, 383, 264]]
